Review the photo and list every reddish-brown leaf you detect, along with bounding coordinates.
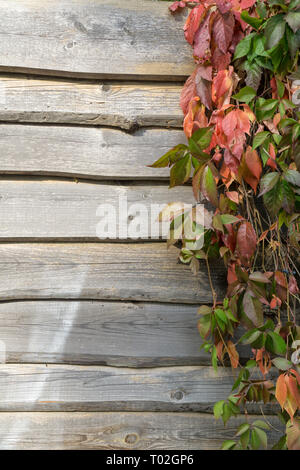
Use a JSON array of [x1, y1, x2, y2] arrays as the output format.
[[289, 275, 299, 295], [275, 271, 288, 289], [237, 221, 257, 262], [212, 11, 235, 54], [193, 10, 214, 60], [212, 67, 235, 107]]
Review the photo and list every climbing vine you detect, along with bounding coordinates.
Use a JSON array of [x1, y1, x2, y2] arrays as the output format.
[[152, 0, 300, 449]]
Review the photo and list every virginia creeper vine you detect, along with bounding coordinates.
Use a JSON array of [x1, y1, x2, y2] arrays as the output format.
[[152, 0, 300, 450]]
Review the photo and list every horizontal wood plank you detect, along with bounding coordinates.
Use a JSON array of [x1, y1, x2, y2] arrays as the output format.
[[0, 412, 282, 449], [0, 244, 226, 303], [0, 0, 194, 80], [0, 364, 254, 412], [0, 301, 209, 366], [0, 76, 182, 129], [0, 179, 196, 240], [0, 125, 185, 180]]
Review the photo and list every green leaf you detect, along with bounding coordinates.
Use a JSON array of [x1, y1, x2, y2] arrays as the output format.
[[169, 154, 191, 188], [281, 179, 295, 214], [234, 33, 255, 60], [284, 169, 300, 187], [241, 11, 263, 29], [201, 165, 218, 207], [240, 429, 250, 450], [263, 179, 283, 216], [222, 403, 232, 426], [150, 144, 187, 168], [190, 127, 213, 150], [286, 25, 300, 58], [242, 291, 263, 327], [256, 98, 278, 121], [285, 11, 300, 33], [259, 171, 280, 196], [220, 214, 240, 225], [253, 131, 270, 149], [240, 329, 261, 345], [256, 1, 267, 19], [236, 423, 250, 437], [264, 14, 286, 49], [250, 428, 262, 450], [266, 331, 287, 355], [244, 60, 262, 90], [233, 86, 256, 104], [272, 435, 287, 450], [221, 440, 236, 450], [272, 357, 292, 370], [246, 359, 257, 369], [198, 305, 212, 316], [215, 308, 228, 325], [249, 272, 271, 283], [252, 420, 270, 430], [253, 427, 268, 449], [213, 400, 225, 420]]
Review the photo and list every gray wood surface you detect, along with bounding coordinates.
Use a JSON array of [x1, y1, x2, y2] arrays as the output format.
[[0, 412, 282, 449], [0, 301, 209, 366], [0, 179, 195, 240], [0, 76, 182, 129], [0, 364, 254, 412], [0, 125, 185, 180], [0, 243, 226, 303], [0, 0, 193, 80]]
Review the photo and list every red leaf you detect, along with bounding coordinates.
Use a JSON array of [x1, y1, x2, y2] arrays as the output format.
[[184, 4, 207, 45], [237, 221, 257, 263], [180, 74, 197, 115], [169, 1, 186, 12], [212, 11, 235, 54]]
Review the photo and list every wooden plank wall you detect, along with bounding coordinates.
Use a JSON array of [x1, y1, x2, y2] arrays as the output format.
[[0, 0, 281, 449]]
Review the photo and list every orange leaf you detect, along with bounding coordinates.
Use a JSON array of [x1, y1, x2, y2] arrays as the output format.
[[276, 374, 287, 409], [241, 146, 262, 193], [226, 191, 239, 204], [227, 340, 239, 369]]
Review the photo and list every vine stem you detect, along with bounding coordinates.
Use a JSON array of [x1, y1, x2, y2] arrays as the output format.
[[205, 256, 217, 308]]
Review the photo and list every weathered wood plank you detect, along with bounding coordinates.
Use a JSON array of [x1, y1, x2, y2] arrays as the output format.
[[0, 76, 183, 129], [0, 0, 193, 80], [0, 125, 185, 180], [0, 364, 253, 412], [0, 301, 209, 366], [0, 244, 226, 303], [0, 412, 282, 449], [0, 179, 195, 240]]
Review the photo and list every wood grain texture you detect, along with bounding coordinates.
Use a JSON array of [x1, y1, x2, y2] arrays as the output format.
[[0, 0, 194, 80], [0, 126, 186, 180], [0, 244, 226, 303], [0, 364, 256, 412], [0, 412, 282, 449], [0, 179, 196, 240], [0, 76, 183, 129], [0, 301, 209, 366]]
